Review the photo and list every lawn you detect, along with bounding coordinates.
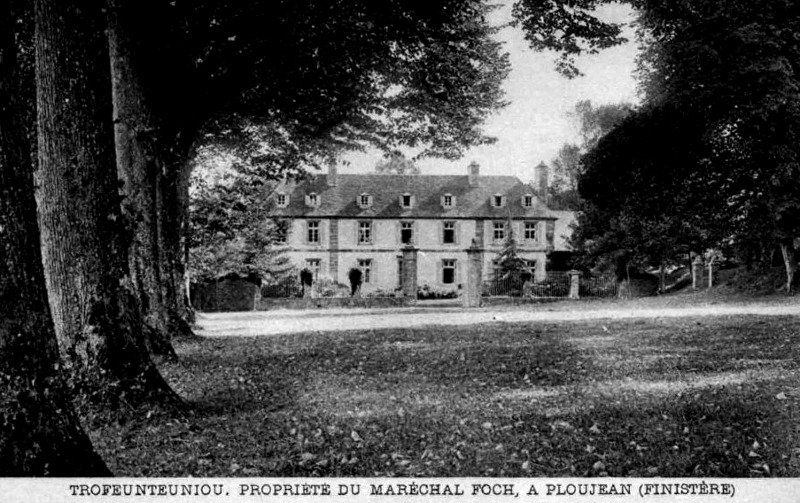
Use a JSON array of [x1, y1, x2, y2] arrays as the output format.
[[85, 314, 800, 477]]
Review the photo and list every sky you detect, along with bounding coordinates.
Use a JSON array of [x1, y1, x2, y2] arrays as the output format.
[[342, 2, 640, 182]]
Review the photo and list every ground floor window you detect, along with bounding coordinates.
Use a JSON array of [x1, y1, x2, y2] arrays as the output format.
[[397, 256, 404, 287], [305, 258, 321, 280], [358, 259, 373, 283], [442, 259, 457, 284]]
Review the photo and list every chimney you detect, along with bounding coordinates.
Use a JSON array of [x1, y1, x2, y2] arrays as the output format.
[[468, 161, 480, 187], [327, 163, 338, 187], [535, 161, 548, 205]]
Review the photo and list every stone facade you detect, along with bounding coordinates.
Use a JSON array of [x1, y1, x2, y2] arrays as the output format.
[[269, 164, 572, 293]]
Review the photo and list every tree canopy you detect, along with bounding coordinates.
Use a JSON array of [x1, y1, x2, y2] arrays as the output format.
[[573, 0, 800, 290]]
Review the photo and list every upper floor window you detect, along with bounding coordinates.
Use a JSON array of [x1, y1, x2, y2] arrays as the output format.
[[522, 194, 533, 208], [276, 193, 289, 207], [441, 193, 455, 208], [493, 221, 506, 242], [306, 192, 320, 207], [492, 194, 504, 208], [524, 221, 538, 241], [401, 193, 413, 208], [358, 220, 372, 244], [358, 193, 373, 208], [401, 221, 414, 245], [307, 220, 320, 244], [442, 221, 456, 244]]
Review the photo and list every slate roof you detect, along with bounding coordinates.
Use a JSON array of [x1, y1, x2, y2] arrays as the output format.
[[271, 174, 558, 220]]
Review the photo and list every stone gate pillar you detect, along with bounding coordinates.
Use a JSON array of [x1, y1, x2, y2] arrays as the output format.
[[692, 255, 704, 289], [568, 270, 581, 299], [401, 246, 418, 301], [464, 240, 483, 308]]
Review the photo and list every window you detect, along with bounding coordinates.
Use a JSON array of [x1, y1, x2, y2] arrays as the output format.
[[397, 256, 404, 287], [358, 221, 372, 244], [524, 221, 537, 241], [401, 193, 413, 208], [305, 259, 321, 280], [493, 222, 505, 241], [307, 220, 320, 244], [522, 194, 533, 208], [441, 193, 455, 208], [306, 192, 319, 207], [525, 260, 537, 276], [443, 221, 456, 244], [276, 193, 289, 207], [358, 193, 372, 208], [442, 259, 457, 284], [358, 259, 372, 283], [492, 194, 504, 208], [401, 221, 414, 245]]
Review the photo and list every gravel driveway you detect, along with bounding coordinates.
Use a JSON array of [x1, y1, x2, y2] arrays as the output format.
[[196, 297, 799, 337]]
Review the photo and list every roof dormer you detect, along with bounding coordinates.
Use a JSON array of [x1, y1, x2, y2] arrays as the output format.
[[357, 192, 373, 208], [276, 192, 290, 208], [441, 193, 456, 209], [305, 192, 320, 207]]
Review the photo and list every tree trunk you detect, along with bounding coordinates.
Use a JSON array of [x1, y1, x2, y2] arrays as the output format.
[[107, 0, 196, 348], [0, 5, 109, 474], [34, 0, 174, 400], [107, 0, 178, 358], [780, 240, 797, 294]]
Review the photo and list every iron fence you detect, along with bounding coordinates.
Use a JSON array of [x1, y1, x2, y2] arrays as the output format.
[[260, 275, 398, 299], [482, 271, 617, 299]]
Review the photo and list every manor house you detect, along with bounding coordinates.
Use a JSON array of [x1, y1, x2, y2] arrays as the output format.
[[269, 162, 573, 294]]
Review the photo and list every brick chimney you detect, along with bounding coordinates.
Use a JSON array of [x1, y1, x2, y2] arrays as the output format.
[[535, 161, 548, 205], [468, 161, 480, 187], [327, 163, 338, 187]]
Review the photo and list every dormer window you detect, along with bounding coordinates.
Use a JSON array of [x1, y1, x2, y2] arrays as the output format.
[[492, 194, 504, 208], [276, 193, 289, 207], [401, 193, 413, 208], [441, 193, 455, 208], [522, 194, 533, 208], [358, 193, 373, 208], [305, 192, 320, 207]]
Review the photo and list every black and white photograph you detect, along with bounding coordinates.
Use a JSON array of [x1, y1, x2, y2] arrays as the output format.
[[1, 0, 799, 501]]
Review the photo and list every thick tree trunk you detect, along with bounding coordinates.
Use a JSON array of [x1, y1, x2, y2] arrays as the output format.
[[107, 0, 178, 358], [0, 5, 109, 474], [107, 0, 195, 348], [34, 0, 174, 400], [780, 240, 797, 294]]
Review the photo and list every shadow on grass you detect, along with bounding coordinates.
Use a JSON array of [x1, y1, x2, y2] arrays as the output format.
[[88, 315, 800, 477]]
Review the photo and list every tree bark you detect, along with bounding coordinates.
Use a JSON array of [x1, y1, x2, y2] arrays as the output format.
[[107, 0, 178, 358], [780, 239, 797, 294], [107, 0, 196, 351], [34, 0, 174, 400], [0, 4, 109, 475]]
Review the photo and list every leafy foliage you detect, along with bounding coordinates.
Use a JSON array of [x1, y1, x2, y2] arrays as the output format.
[[188, 166, 293, 282], [627, 0, 800, 289], [375, 152, 421, 175], [547, 101, 633, 211]]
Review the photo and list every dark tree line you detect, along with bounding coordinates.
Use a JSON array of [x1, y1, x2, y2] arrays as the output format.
[[572, 0, 800, 292]]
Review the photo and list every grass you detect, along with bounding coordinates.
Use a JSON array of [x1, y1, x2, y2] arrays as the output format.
[[84, 313, 800, 477]]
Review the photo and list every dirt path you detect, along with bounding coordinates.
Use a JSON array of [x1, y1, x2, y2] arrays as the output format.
[[196, 299, 799, 337]]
